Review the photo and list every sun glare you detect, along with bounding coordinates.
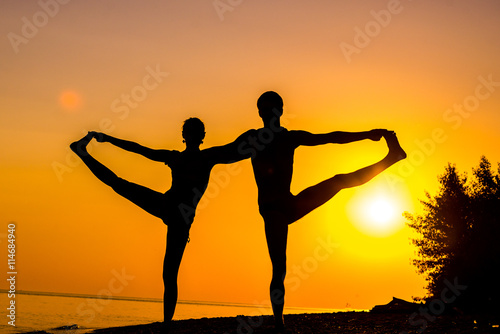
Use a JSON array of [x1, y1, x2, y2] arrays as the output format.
[[367, 197, 396, 226], [347, 180, 410, 238]]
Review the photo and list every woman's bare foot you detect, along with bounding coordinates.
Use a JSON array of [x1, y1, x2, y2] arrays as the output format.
[[70, 132, 93, 156], [384, 131, 406, 163]]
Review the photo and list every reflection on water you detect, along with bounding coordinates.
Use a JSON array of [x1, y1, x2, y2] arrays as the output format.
[[0, 292, 340, 334]]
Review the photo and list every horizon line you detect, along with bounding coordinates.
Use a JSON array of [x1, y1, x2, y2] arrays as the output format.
[[0, 289, 347, 312]]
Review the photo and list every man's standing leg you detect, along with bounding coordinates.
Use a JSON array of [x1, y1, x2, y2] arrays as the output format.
[[263, 212, 288, 331]]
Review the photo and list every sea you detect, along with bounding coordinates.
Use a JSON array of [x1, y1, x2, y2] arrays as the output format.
[[0, 291, 340, 333]]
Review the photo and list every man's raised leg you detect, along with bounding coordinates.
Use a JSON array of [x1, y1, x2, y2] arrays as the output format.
[[293, 132, 406, 222]]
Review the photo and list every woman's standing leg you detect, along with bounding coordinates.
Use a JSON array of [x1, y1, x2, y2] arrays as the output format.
[[162, 225, 189, 332]]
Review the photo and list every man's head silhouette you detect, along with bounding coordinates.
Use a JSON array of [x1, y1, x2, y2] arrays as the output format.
[[182, 117, 205, 145], [257, 91, 283, 123]]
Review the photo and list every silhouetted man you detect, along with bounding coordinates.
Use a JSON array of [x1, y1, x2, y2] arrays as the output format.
[[235, 91, 406, 331]]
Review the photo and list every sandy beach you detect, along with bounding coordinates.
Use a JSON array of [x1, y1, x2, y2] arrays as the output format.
[[24, 312, 499, 334], [92, 313, 500, 334]]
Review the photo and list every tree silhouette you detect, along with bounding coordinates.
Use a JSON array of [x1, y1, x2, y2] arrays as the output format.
[[405, 156, 500, 313]]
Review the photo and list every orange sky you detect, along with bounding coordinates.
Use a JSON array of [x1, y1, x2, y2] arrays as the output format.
[[1, 0, 500, 313]]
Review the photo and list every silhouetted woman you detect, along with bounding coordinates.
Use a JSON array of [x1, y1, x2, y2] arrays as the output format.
[[70, 118, 240, 332]]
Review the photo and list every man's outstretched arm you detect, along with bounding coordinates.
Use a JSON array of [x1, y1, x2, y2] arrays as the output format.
[[203, 130, 256, 164], [292, 129, 388, 146], [90, 132, 173, 163]]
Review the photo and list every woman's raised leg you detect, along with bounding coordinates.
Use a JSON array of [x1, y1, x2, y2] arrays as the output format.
[[70, 133, 166, 219]]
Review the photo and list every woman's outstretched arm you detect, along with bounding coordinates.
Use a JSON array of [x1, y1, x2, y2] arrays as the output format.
[[90, 132, 173, 163]]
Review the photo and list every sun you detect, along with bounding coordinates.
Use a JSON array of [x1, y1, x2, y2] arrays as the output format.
[[59, 90, 82, 111], [347, 180, 410, 238], [366, 197, 396, 226]]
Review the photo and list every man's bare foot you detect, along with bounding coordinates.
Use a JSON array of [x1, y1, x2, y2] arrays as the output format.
[[70, 132, 93, 157], [384, 131, 406, 163], [161, 321, 171, 334], [274, 319, 286, 333]]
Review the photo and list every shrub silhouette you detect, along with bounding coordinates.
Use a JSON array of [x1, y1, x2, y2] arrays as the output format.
[[406, 156, 500, 313]]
